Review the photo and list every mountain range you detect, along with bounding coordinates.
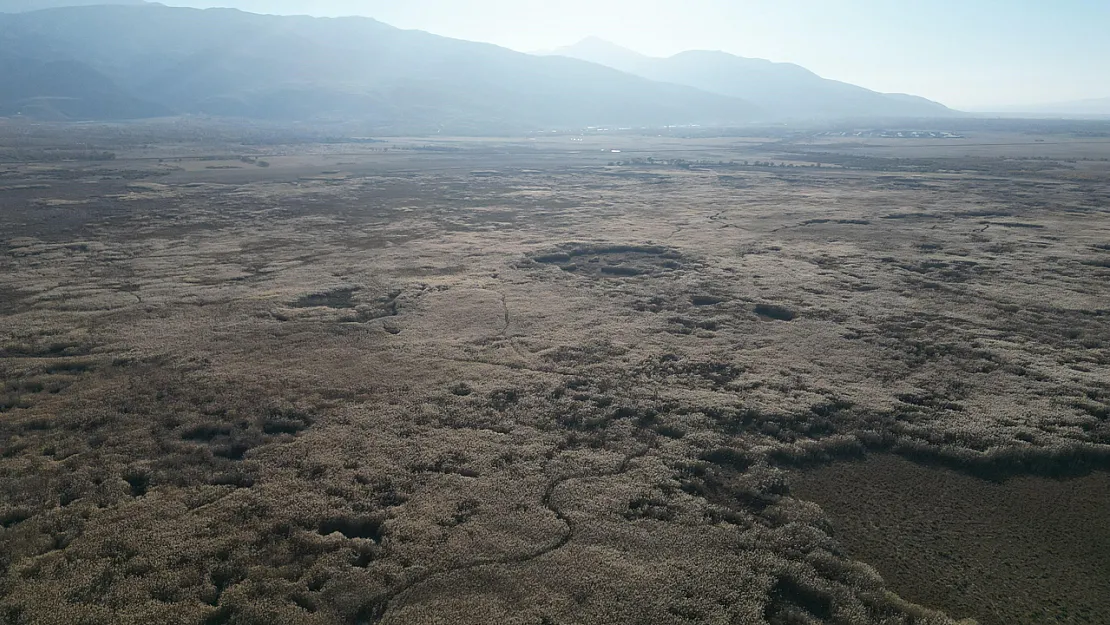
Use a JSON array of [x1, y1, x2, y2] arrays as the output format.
[[0, 0, 147, 10], [0, 2, 955, 130], [0, 4, 767, 130], [547, 37, 953, 121]]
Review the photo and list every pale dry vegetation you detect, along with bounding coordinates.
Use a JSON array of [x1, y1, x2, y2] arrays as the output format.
[[1, 123, 1108, 625]]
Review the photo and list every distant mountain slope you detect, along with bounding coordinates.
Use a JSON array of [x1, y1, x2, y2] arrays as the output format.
[[0, 0, 147, 12], [550, 38, 953, 121], [0, 56, 169, 119], [0, 5, 762, 129]]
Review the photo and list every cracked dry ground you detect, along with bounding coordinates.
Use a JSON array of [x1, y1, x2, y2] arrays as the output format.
[[1, 156, 1109, 625]]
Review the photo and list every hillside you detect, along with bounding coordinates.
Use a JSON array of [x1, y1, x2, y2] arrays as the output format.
[[0, 0, 147, 12], [0, 5, 762, 130], [550, 38, 953, 121], [0, 57, 168, 119]]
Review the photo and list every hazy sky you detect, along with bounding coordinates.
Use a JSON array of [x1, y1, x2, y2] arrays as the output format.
[[166, 0, 1109, 109]]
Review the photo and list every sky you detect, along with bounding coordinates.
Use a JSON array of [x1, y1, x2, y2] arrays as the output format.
[[164, 0, 1110, 110]]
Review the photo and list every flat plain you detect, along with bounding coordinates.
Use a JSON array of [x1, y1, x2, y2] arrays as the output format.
[[1, 120, 1108, 625]]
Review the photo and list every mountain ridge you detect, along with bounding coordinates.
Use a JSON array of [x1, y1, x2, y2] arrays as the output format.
[[0, 0, 149, 12], [547, 38, 954, 120], [0, 4, 763, 130]]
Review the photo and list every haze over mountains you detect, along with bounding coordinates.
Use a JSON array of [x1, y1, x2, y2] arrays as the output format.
[[0, 4, 767, 131], [0, 0, 147, 10], [0, 0, 145, 9], [0, 2, 961, 130], [547, 37, 953, 121], [990, 97, 1110, 118]]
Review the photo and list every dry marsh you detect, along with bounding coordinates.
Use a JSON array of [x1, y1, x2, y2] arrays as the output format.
[[1, 121, 1108, 625]]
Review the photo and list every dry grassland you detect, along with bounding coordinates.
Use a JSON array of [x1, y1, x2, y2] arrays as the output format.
[[1, 124, 1108, 624]]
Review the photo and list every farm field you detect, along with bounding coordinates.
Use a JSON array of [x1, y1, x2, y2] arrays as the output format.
[[1, 121, 1109, 625]]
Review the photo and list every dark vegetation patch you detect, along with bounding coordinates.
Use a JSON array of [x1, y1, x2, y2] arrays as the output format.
[[261, 408, 314, 435], [644, 356, 745, 389], [41, 359, 95, 374], [754, 304, 796, 321], [892, 439, 1110, 481], [285, 286, 402, 321], [676, 459, 787, 516], [652, 422, 686, 439], [0, 394, 31, 413], [881, 212, 941, 220], [449, 382, 473, 396], [182, 423, 233, 441], [0, 508, 32, 528], [317, 515, 384, 541], [760, 408, 1110, 481], [623, 494, 676, 522], [699, 447, 755, 471], [1, 369, 86, 413], [952, 209, 1015, 218], [600, 265, 645, 276], [123, 468, 151, 497], [528, 243, 685, 278], [665, 316, 719, 334], [488, 388, 520, 410], [989, 221, 1045, 229], [1075, 399, 1109, 421], [540, 340, 627, 366], [0, 287, 32, 315], [292, 287, 358, 309], [690, 295, 725, 306], [897, 259, 988, 282], [0, 340, 95, 358], [440, 499, 480, 527], [765, 575, 835, 623], [800, 218, 871, 226], [896, 393, 964, 412], [412, 451, 480, 478], [2, 376, 72, 397], [209, 470, 254, 488]]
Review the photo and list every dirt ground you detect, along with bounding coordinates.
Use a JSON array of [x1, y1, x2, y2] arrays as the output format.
[[1, 121, 1108, 624]]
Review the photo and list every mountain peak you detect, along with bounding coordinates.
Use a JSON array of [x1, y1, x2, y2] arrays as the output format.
[[570, 36, 642, 54], [548, 37, 651, 73], [550, 39, 951, 120]]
